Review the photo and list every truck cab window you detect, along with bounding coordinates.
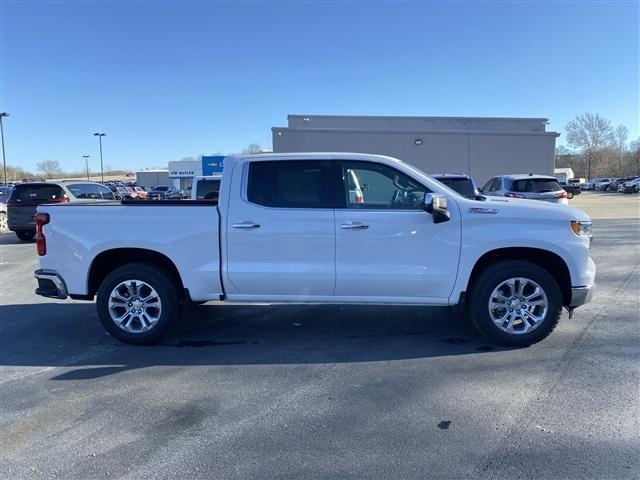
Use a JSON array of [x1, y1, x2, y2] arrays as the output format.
[[342, 161, 428, 210], [247, 161, 333, 208]]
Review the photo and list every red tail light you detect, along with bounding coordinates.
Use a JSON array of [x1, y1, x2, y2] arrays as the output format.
[[555, 191, 568, 199], [35, 213, 50, 256], [504, 192, 525, 199], [355, 192, 364, 204], [46, 194, 69, 204], [6, 199, 17, 206]]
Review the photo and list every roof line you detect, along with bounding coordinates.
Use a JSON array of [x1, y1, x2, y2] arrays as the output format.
[[287, 114, 550, 122], [272, 127, 560, 137]]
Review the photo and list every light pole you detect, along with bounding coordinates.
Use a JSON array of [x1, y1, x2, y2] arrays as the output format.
[[83, 155, 90, 180], [0, 112, 9, 184], [93, 133, 105, 182]]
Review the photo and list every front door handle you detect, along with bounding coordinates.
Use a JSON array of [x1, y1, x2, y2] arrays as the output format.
[[232, 222, 260, 229], [340, 222, 369, 230]]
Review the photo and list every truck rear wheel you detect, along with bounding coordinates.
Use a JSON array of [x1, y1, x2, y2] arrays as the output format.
[[469, 260, 562, 347], [96, 262, 179, 345]]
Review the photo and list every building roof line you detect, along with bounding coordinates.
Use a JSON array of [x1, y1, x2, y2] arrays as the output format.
[[272, 127, 560, 137], [287, 114, 550, 122]]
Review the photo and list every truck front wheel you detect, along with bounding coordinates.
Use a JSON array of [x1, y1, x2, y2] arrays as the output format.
[[96, 263, 180, 345], [469, 260, 562, 347]]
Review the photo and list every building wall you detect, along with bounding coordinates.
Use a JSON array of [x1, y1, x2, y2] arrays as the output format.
[[135, 170, 170, 189], [272, 116, 558, 185]]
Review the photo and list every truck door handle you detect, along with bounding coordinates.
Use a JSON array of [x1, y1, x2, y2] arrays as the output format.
[[340, 222, 369, 230], [232, 222, 260, 229]]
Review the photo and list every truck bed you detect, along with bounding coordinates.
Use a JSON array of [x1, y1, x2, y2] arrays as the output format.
[[37, 202, 223, 301]]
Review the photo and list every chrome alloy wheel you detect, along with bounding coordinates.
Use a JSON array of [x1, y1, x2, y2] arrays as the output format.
[[108, 280, 162, 333], [488, 277, 548, 335]]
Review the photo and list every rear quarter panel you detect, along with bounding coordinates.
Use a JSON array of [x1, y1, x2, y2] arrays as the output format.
[[37, 204, 222, 301]]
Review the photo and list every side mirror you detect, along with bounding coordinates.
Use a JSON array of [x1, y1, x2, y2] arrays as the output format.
[[423, 193, 451, 224]]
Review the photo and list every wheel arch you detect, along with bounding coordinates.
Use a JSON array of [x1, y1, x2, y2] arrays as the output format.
[[88, 248, 186, 299], [466, 247, 572, 306]]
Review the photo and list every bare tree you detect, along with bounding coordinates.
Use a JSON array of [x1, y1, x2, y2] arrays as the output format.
[[632, 138, 640, 175], [241, 143, 262, 155], [36, 160, 62, 179], [612, 125, 629, 177], [565, 113, 613, 179]]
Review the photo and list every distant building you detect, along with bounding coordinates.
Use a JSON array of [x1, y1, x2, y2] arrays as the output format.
[[135, 169, 170, 189], [554, 167, 575, 183], [272, 114, 559, 185]]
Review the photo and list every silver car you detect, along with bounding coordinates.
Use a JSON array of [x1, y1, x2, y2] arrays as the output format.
[[481, 174, 569, 205]]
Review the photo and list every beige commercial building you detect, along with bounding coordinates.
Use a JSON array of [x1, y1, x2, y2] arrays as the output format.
[[272, 115, 559, 185]]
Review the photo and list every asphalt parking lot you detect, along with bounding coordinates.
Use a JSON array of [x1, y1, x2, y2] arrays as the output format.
[[1, 192, 639, 480]]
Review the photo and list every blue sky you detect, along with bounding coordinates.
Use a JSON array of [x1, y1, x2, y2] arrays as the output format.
[[1, 0, 638, 173]]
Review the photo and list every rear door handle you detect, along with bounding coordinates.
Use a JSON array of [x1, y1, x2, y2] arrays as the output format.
[[232, 222, 260, 229], [340, 222, 369, 230]]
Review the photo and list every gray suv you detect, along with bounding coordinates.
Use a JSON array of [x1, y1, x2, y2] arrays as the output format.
[[481, 174, 569, 205], [7, 181, 116, 241]]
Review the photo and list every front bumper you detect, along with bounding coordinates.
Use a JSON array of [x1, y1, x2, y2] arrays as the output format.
[[34, 269, 68, 299], [570, 284, 595, 307]]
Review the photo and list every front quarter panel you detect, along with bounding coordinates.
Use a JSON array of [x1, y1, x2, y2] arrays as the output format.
[[451, 198, 593, 304]]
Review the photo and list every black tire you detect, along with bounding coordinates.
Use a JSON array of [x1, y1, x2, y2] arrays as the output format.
[[469, 260, 562, 347], [16, 231, 35, 241], [96, 262, 180, 345], [566, 191, 574, 199]]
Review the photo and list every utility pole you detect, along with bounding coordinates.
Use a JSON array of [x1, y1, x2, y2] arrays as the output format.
[[0, 112, 9, 184], [93, 133, 106, 182], [83, 155, 90, 180]]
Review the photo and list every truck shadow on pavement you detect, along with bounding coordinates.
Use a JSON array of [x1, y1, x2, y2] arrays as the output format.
[[0, 302, 511, 380]]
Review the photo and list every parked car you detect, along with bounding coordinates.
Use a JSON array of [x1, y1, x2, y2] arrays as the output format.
[[0, 201, 6, 233], [134, 187, 147, 199], [614, 176, 639, 192], [594, 178, 612, 191], [7, 181, 116, 241], [0, 185, 12, 232], [191, 175, 222, 200], [481, 174, 569, 204], [115, 186, 135, 199], [34, 153, 595, 348], [147, 185, 177, 200], [559, 182, 581, 199], [430, 174, 480, 199], [620, 178, 640, 194]]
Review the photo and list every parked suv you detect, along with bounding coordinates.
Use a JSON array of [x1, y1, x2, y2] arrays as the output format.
[[147, 185, 181, 200], [7, 181, 116, 241], [481, 174, 569, 205], [431, 174, 480, 198]]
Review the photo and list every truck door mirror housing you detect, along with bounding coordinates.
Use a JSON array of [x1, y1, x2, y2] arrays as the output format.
[[423, 193, 451, 224]]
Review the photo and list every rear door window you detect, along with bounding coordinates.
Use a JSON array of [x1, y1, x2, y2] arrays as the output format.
[[10, 184, 65, 204], [511, 178, 562, 193], [247, 161, 333, 208]]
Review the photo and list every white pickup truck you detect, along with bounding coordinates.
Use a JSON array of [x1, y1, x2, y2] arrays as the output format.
[[34, 153, 595, 347]]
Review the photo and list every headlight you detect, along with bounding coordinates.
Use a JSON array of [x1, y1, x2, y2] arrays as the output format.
[[571, 220, 592, 237]]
